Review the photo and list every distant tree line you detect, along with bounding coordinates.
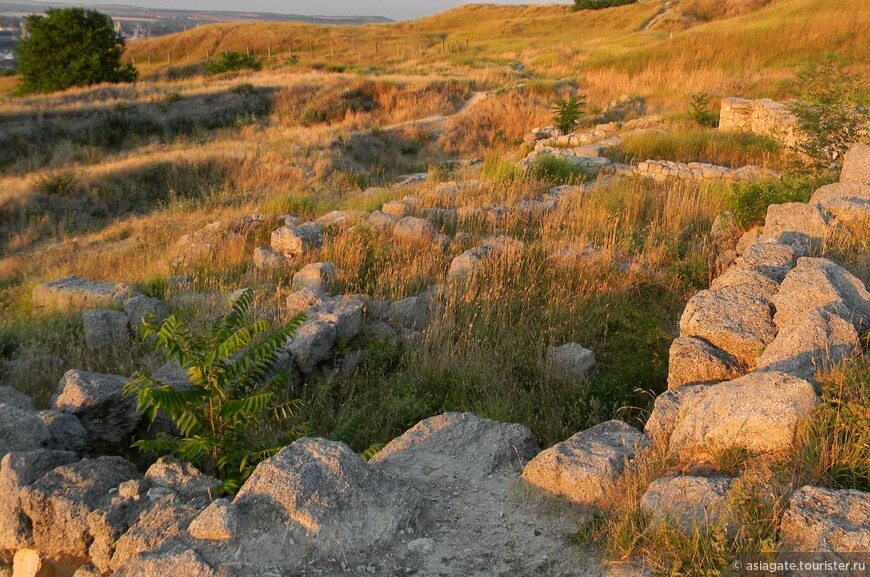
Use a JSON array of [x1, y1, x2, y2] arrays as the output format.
[[573, 0, 638, 10]]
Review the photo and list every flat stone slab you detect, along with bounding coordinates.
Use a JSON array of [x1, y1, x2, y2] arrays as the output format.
[[31, 276, 135, 313]]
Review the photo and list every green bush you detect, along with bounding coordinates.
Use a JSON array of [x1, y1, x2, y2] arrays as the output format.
[[124, 289, 306, 493], [17, 8, 137, 94], [573, 0, 638, 10], [205, 51, 263, 75], [788, 53, 870, 168], [531, 154, 588, 183], [551, 94, 586, 133], [688, 92, 718, 127], [725, 177, 824, 228]]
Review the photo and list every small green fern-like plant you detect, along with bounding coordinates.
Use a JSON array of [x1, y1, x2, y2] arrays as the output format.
[[124, 289, 306, 493], [551, 94, 587, 133]]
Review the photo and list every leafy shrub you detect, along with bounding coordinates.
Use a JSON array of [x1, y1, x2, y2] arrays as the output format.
[[573, 0, 637, 10], [124, 290, 306, 493], [688, 92, 717, 127], [787, 54, 870, 168], [205, 51, 263, 75], [37, 169, 79, 196], [725, 177, 823, 228], [551, 94, 586, 133]]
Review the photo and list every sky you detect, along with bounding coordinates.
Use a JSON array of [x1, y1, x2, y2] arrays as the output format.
[[44, 1, 571, 20]]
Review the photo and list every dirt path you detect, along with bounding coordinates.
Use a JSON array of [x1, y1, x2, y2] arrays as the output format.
[[379, 91, 488, 132], [640, 1, 673, 31]]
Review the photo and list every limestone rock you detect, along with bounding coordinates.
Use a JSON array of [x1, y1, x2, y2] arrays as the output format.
[[144, 457, 221, 504], [315, 210, 366, 228], [447, 248, 485, 281], [270, 222, 324, 256], [644, 384, 710, 446], [521, 420, 649, 507], [285, 288, 327, 317], [840, 142, 870, 184], [234, 438, 421, 554], [381, 200, 410, 218], [252, 246, 291, 271], [36, 411, 87, 454], [87, 496, 151, 574], [123, 296, 169, 334], [0, 450, 79, 554], [810, 182, 870, 205], [288, 321, 336, 374], [19, 457, 139, 558], [291, 262, 337, 293], [640, 475, 733, 533], [52, 370, 140, 453], [779, 485, 870, 554], [0, 405, 51, 456], [710, 211, 741, 251], [544, 343, 596, 383], [386, 296, 429, 331], [11, 549, 53, 577], [31, 276, 135, 313], [757, 308, 859, 385], [763, 202, 829, 254], [82, 309, 130, 349], [679, 285, 776, 369], [735, 238, 798, 282], [667, 336, 743, 389], [668, 372, 818, 461], [112, 545, 215, 577], [188, 499, 238, 541], [367, 211, 399, 230], [372, 412, 540, 483], [393, 216, 435, 242], [819, 197, 870, 235], [314, 299, 363, 341], [735, 227, 764, 256], [709, 266, 778, 299], [0, 388, 34, 411], [110, 494, 204, 573], [773, 257, 870, 332]]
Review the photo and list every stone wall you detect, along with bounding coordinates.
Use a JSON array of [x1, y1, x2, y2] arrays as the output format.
[[718, 97, 800, 147]]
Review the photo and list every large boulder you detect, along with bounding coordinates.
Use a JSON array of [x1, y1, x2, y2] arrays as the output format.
[[839, 142, 870, 184], [252, 246, 291, 271], [233, 438, 421, 554], [313, 299, 364, 342], [678, 284, 776, 369], [385, 296, 429, 331], [772, 257, 870, 332], [109, 494, 204, 573], [52, 370, 140, 453], [82, 309, 130, 349], [19, 457, 139, 559], [371, 412, 540, 484], [0, 405, 51, 456], [288, 321, 336, 374], [37, 411, 87, 454], [819, 196, 870, 236], [544, 343, 597, 383], [143, 457, 221, 504], [640, 475, 733, 534], [756, 307, 859, 385], [187, 499, 238, 541], [779, 486, 870, 555], [123, 296, 169, 334], [291, 262, 338, 293], [0, 388, 34, 411], [112, 545, 216, 577], [644, 384, 711, 445], [521, 420, 649, 507], [270, 222, 324, 256], [709, 266, 778, 299], [667, 337, 743, 389], [0, 450, 79, 554], [31, 276, 135, 313], [763, 202, 829, 255], [735, 238, 798, 282], [668, 371, 818, 462], [810, 182, 870, 205]]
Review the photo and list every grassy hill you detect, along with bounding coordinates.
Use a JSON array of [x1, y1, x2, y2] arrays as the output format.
[[118, 0, 870, 107]]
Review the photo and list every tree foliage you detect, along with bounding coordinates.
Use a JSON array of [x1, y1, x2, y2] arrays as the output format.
[[17, 8, 137, 94], [787, 53, 869, 168], [124, 289, 306, 493]]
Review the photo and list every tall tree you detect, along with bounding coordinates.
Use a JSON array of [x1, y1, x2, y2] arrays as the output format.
[[17, 8, 137, 94]]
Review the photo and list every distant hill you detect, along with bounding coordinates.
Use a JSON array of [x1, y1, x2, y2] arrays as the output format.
[[0, 1, 391, 39]]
